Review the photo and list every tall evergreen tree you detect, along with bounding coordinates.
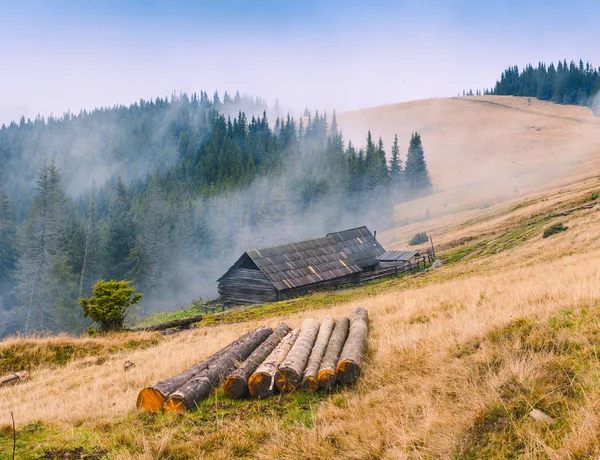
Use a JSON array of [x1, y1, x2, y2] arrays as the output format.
[[0, 170, 16, 309], [79, 192, 101, 297], [103, 176, 135, 281], [389, 134, 403, 187], [13, 160, 68, 331], [404, 132, 432, 196]]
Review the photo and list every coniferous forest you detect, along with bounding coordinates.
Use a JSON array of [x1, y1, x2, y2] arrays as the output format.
[[490, 59, 600, 109], [0, 91, 432, 336]]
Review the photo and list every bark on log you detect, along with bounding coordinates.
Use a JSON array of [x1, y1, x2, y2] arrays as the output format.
[[163, 326, 273, 412], [128, 314, 203, 332], [301, 316, 335, 392], [247, 328, 300, 398], [224, 323, 292, 399], [275, 319, 321, 392], [137, 327, 266, 411], [336, 307, 369, 384], [317, 316, 350, 389], [0, 371, 29, 387]]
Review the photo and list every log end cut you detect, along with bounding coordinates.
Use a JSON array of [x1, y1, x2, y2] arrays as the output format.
[[248, 372, 271, 398], [223, 375, 247, 399], [136, 388, 166, 412], [302, 375, 319, 393], [274, 368, 300, 392], [163, 396, 186, 413], [336, 359, 361, 384], [317, 368, 337, 389]]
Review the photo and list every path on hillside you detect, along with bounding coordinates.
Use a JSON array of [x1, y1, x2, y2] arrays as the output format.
[[451, 96, 600, 126]]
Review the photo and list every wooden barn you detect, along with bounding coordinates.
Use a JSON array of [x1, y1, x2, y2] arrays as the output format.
[[217, 226, 385, 305]]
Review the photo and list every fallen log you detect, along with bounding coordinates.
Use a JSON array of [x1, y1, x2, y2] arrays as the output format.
[[301, 316, 335, 392], [318, 316, 350, 389], [137, 327, 266, 411], [163, 325, 273, 412], [336, 307, 369, 384], [275, 319, 321, 392], [248, 328, 300, 398], [224, 323, 292, 399], [128, 314, 203, 332], [0, 371, 29, 387]]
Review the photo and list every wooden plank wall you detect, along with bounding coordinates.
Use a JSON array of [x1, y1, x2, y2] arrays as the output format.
[[218, 268, 278, 304]]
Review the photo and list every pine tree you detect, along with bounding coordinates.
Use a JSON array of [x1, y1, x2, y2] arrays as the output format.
[[103, 177, 135, 281], [13, 160, 68, 331], [389, 134, 403, 187], [79, 192, 101, 297], [404, 132, 432, 196], [0, 170, 16, 309]]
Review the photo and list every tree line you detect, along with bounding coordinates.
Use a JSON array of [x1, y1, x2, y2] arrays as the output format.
[[463, 59, 600, 109], [0, 93, 432, 336]]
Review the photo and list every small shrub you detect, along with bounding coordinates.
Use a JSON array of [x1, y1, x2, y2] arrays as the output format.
[[543, 223, 568, 238], [409, 232, 429, 246], [80, 280, 142, 332]]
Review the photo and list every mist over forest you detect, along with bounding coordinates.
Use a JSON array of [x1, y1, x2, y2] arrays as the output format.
[[0, 90, 432, 336]]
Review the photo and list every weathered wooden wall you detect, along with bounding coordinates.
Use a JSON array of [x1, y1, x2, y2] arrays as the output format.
[[218, 268, 278, 304]]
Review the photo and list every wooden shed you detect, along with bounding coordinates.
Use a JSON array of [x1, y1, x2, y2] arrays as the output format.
[[217, 226, 384, 305], [377, 250, 419, 267]]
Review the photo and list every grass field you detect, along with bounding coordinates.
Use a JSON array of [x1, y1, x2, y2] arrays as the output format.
[[1, 96, 600, 458]]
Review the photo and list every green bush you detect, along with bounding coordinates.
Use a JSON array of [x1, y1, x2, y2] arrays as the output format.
[[80, 280, 142, 332], [543, 223, 568, 239], [409, 232, 429, 246]]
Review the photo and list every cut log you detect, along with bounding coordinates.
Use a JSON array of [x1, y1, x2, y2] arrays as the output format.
[[0, 371, 29, 387], [317, 316, 350, 389], [163, 326, 273, 412], [336, 307, 369, 384], [248, 328, 300, 398], [275, 319, 321, 392], [128, 314, 203, 332], [224, 323, 292, 399], [137, 326, 267, 412], [301, 316, 335, 392]]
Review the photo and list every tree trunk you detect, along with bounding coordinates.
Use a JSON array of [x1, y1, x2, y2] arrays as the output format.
[[137, 326, 266, 412], [224, 323, 292, 399], [248, 328, 300, 398], [275, 319, 321, 392], [318, 316, 350, 389], [0, 371, 29, 387], [336, 307, 369, 384], [128, 314, 203, 332], [301, 316, 335, 392], [163, 326, 273, 412]]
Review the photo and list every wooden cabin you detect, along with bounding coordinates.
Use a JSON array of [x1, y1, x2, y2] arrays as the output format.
[[377, 250, 419, 268], [217, 226, 385, 305]]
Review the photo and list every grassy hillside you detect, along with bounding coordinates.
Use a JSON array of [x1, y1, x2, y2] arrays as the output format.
[[1, 97, 600, 458]]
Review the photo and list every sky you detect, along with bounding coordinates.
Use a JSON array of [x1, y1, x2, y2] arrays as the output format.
[[1, 0, 600, 124]]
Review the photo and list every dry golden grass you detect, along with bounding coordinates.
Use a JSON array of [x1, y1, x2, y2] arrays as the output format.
[[2, 97, 600, 458]]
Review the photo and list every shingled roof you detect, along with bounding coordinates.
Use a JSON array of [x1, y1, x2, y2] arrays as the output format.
[[219, 226, 384, 291]]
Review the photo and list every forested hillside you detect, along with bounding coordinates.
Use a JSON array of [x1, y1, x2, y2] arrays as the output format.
[[491, 59, 600, 108], [0, 93, 432, 336]]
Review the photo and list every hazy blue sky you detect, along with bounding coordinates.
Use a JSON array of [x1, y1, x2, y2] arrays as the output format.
[[1, 0, 599, 124]]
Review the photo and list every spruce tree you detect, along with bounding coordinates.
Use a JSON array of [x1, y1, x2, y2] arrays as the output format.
[[103, 177, 135, 281], [389, 134, 403, 187], [404, 132, 432, 196], [13, 160, 68, 331], [79, 192, 101, 297], [0, 170, 16, 308]]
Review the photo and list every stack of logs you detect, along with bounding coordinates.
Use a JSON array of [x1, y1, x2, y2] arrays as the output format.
[[137, 307, 368, 412]]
